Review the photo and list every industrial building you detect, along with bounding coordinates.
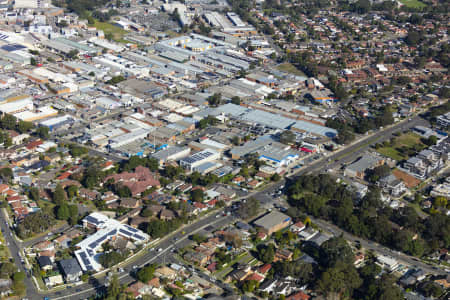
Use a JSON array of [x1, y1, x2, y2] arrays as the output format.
[[151, 146, 191, 165], [179, 149, 221, 171], [39, 115, 75, 132], [253, 211, 292, 235]]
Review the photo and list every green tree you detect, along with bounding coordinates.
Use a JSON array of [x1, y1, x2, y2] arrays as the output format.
[[238, 197, 259, 219], [4, 135, 12, 148], [17, 120, 33, 133], [107, 273, 121, 298], [241, 280, 259, 293], [257, 244, 276, 263], [0, 262, 16, 278], [317, 262, 362, 296], [28, 187, 40, 201], [67, 49, 79, 59], [207, 93, 222, 106], [36, 126, 49, 139], [56, 204, 70, 220], [320, 237, 355, 268], [190, 189, 204, 202], [279, 130, 296, 144], [0, 167, 12, 181], [68, 204, 78, 225], [67, 185, 78, 199], [53, 184, 66, 206], [0, 114, 17, 130], [271, 173, 281, 182], [136, 264, 156, 283], [231, 96, 241, 105]]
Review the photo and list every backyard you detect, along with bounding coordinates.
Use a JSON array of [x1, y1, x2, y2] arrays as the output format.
[[376, 132, 426, 161]]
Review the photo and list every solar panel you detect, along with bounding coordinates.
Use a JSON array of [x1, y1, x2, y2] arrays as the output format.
[[133, 234, 145, 241], [1, 44, 26, 52], [119, 228, 133, 237], [124, 225, 138, 233]]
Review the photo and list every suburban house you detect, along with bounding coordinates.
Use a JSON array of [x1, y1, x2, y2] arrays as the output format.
[[58, 258, 83, 282]]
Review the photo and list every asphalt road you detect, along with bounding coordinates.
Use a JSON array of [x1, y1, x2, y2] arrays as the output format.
[[0, 209, 36, 297], [5, 114, 443, 300]]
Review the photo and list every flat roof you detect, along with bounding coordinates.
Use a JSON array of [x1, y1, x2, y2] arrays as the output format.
[[254, 211, 291, 230]]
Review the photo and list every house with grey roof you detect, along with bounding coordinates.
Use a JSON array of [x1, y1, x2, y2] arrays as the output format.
[[58, 258, 82, 282]]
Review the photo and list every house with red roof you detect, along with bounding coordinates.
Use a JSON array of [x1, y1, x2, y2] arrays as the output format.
[[26, 139, 43, 150], [193, 202, 207, 212], [257, 264, 272, 276], [286, 291, 310, 300], [56, 171, 71, 181], [104, 166, 160, 196], [246, 272, 264, 283], [290, 221, 306, 233], [101, 161, 115, 171]]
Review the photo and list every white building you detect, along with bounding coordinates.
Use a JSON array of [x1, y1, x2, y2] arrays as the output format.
[[75, 212, 149, 272], [376, 254, 399, 271], [179, 149, 220, 171]]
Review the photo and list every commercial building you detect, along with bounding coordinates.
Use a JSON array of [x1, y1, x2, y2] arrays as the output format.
[[39, 115, 75, 132], [291, 120, 337, 138], [344, 153, 385, 179], [253, 211, 291, 235], [109, 128, 153, 149], [179, 149, 220, 171], [151, 146, 191, 166], [75, 212, 149, 272]]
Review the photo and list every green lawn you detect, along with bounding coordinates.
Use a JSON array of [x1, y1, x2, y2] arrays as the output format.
[[399, 0, 426, 9], [377, 147, 404, 161], [277, 63, 306, 76], [377, 132, 425, 161], [214, 252, 253, 279], [93, 20, 128, 43]]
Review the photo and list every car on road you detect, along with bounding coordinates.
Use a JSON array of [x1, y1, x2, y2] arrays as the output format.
[[158, 248, 163, 252]]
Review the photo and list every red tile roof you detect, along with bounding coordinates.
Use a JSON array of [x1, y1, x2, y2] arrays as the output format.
[[246, 273, 264, 282], [104, 166, 160, 196], [286, 291, 310, 300], [56, 171, 71, 181], [194, 202, 207, 209], [258, 263, 272, 275], [26, 139, 43, 150]]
